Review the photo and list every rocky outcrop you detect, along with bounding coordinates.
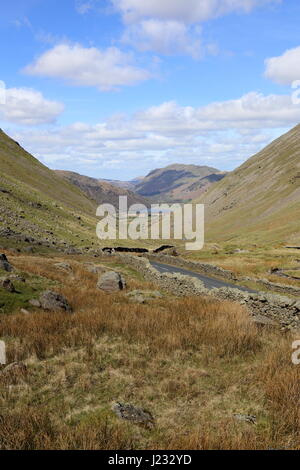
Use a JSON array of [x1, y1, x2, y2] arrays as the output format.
[[112, 402, 155, 428], [0, 254, 13, 272], [39, 291, 72, 313], [1, 278, 16, 292], [97, 271, 126, 292]]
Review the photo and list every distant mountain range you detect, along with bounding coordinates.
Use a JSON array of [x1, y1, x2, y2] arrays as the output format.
[[0, 124, 299, 250], [132, 164, 227, 202], [56, 164, 227, 205], [55, 171, 149, 207]]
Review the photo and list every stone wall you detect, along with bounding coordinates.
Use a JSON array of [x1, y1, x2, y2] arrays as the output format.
[[256, 279, 300, 297], [145, 253, 300, 298], [115, 253, 300, 330]]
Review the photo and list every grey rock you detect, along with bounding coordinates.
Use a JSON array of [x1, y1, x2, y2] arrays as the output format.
[[23, 246, 34, 253], [126, 290, 163, 304], [233, 413, 257, 425], [97, 271, 126, 292], [112, 402, 154, 428], [9, 275, 25, 282], [29, 299, 41, 308], [20, 309, 30, 315], [0, 254, 13, 272], [54, 262, 72, 271], [39, 290, 72, 313], [1, 278, 16, 293]]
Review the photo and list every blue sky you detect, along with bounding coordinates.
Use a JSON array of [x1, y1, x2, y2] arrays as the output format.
[[0, 0, 300, 180]]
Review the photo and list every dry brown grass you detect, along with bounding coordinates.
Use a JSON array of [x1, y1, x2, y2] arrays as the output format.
[[0, 254, 299, 450]]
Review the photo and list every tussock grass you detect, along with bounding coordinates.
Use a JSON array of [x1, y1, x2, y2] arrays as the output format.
[[0, 254, 299, 450]]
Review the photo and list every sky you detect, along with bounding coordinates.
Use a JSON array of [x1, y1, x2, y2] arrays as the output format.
[[0, 0, 300, 180]]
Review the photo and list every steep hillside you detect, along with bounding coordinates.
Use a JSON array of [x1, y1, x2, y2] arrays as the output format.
[[0, 129, 98, 252], [197, 125, 300, 246], [134, 164, 226, 202], [55, 170, 150, 207]]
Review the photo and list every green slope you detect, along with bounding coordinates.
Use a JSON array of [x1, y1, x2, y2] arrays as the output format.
[[197, 124, 300, 246], [0, 129, 98, 251]]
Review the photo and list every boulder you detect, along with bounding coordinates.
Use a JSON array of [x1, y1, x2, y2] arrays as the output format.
[[112, 402, 154, 428], [97, 272, 126, 292], [54, 262, 72, 271], [0, 254, 13, 272], [1, 278, 16, 293], [39, 290, 72, 313]]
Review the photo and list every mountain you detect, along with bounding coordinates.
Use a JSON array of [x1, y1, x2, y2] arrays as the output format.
[[197, 124, 300, 246], [134, 164, 226, 202], [55, 171, 150, 207], [0, 129, 98, 251], [103, 177, 144, 191]]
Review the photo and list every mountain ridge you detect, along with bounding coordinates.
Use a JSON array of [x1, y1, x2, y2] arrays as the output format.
[[196, 124, 300, 245]]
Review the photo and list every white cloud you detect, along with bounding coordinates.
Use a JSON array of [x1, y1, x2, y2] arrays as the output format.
[[24, 43, 150, 91], [75, 1, 94, 15], [111, 0, 280, 58], [122, 19, 202, 58], [0, 88, 64, 125], [111, 0, 280, 24], [134, 92, 300, 134], [8, 90, 299, 174], [265, 46, 300, 85]]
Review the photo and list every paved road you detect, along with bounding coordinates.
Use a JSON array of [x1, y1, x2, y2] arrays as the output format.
[[150, 261, 257, 294]]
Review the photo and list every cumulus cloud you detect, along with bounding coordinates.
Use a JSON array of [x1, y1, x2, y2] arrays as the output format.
[[8, 90, 299, 174], [265, 46, 300, 85], [122, 19, 202, 58], [111, 0, 280, 58], [134, 92, 300, 134], [23, 43, 150, 91], [0, 87, 64, 125], [111, 0, 280, 24], [75, 1, 94, 15]]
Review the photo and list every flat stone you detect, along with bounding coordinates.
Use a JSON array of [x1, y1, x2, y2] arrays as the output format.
[[29, 299, 41, 308]]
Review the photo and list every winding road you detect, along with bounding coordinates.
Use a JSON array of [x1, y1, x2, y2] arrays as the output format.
[[150, 260, 257, 294]]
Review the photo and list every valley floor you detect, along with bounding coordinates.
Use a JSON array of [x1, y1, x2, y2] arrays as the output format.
[[0, 250, 299, 450]]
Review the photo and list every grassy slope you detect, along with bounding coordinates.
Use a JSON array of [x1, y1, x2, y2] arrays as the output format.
[[196, 124, 300, 246], [0, 130, 98, 249], [0, 252, 299, 450], [55, 170, 150, 207]]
